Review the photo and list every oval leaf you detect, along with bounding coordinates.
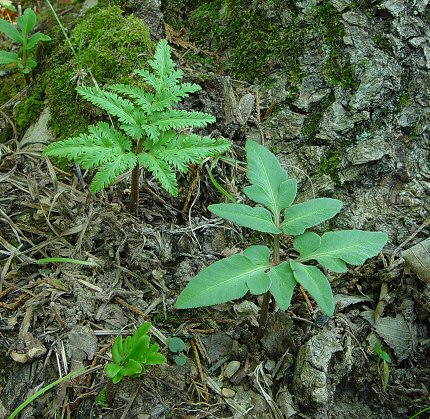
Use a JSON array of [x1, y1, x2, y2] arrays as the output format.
[[0, 19, 23, 43], [293, 232, 321, 256], [167, 337, 185, 353], [242, 245, 271, 265], [175, 254, 270, 308], [299, 230, 388, 268], [18, 8, 37, 37], [282, 198, 343, 236], [246, 140, 288, 216], [247, 272, 271, 295], [0, 50, 19, 64], [26, 32, 51, 50], [290, 260, 334, 316], [209, 203, 281, 233], [277, 179, 298, 210], [268, 262, 297, 310]]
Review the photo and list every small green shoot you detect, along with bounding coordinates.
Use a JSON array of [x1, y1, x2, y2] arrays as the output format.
[[374, 340, 391, 392], [37, 257, 98, 266], [0, 8, 51, 81], [8, 367, 87, 419], [105, 322, 166, 384], [167, 336, 187, 366], [176, 140, 388, 338], [44, 39, 231, 214]]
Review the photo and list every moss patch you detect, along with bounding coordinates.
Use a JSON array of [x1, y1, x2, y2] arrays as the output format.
[[302, 92, 335, 141], [14, 81, 46, 133], [320, 149, 341, 184], [45, 6, 153, 139], [310, 3, 358, 89]]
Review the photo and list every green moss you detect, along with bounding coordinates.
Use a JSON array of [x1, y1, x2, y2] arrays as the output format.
[[14, 82, 45, 132], [373, 31, 391, 51], [320, 149, 341, 184], [45, 6, 153, 139], [311, 4, 358, 89], [395, 92, 410, 112]]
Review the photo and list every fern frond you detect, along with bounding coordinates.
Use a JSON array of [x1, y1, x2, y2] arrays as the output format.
[[154, 133, 231, 172], [151, 83, 201, 112], [92, 153, 137, 192], [44, 122, 132, 169], [149, 110, 215, 131], [134, 69, 158, 89], [138, 152, 178, 196], [109, 84, 154, 113], [149, 39, 175, 78], [77, 86, 139, 129]]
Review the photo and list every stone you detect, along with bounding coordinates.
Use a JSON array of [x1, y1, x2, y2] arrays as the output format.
[[10, 332, 47, 363], [382, 0, 406, 17], [222, 388, 236, 398], [127, 0, 164, 37], [224, 361, 241, 379], [20, 106, 51, 150], [277, 386, 297, 418], [293, 329, 343, 406], [403, 238, 430, 285], [264, 110, 305, 141]]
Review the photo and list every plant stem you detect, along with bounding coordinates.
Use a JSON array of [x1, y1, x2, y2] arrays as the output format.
[[257, 234, 281, 340], [129, 139, 143, 215]]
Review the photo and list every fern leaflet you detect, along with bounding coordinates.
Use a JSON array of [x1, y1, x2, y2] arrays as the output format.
[[138, 152, 178, 196], [92, 153, 137, 192], [149, 110, 216, 130]]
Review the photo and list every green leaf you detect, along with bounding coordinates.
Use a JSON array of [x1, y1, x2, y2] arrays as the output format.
[[105, 363, 122, 379], [242, 245, 271, 265], [138, 152, 178, 196], [120, 359, 142, 377], [173, 354, 187, 366], [146, 352, 167, 365], [268, 262, 297, 310], [175, 253, 270, 308], [247, 272, 271, 295], [77, 86, 140, 130], [0, 50, 19, 64], [111, 336, 123, 364], [209, 203, 281, 233], [293, 232, 321, 255], [153, 132, 230, 173], [109, 84, 154, 113], [299, 230, 388, 270], [26, 32, 51, 50], [148, 109, 215, 131], [133, 322, 151, 340], [277, 179, 298, 210], [245, 140, 288, 217], [149, 38, 175, 77], [17, 8, 37, 38], [290, 260, 334, 316], [0, 18, 23, 43], [92, 153, 137, 192], [167, 337, 185, 353], [281, 198, 343, 236]]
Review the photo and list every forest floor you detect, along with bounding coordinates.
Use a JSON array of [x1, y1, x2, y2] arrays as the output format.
[[1, 3, 430, 419]]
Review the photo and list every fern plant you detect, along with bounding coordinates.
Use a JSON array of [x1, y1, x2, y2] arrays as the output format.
[[44, 39, 230, 213], [176, 141, 388, 338]]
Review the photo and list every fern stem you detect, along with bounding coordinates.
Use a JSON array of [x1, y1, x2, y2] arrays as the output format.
[[130, 138, 144, 215], [257, 234, 280, 340]]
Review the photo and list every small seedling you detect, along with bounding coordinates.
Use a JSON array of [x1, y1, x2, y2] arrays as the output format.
[[167, 336, 187, 366], [105, 322, 166, 384], [374, 341, 391, 392], [176, 141, 388, 338], [44, 39, 231, 214], [0, 8, 51, 81]]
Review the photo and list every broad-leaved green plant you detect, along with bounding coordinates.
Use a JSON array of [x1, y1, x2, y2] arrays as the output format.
[[105, 322, 166, 384], [0, 8, 51, 80], [176, 141, 388, 336], [44, 39, 230, 213]]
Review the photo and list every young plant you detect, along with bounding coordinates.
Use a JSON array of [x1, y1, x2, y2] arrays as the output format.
[[105, 322, 166, 384], [374, 340, 391, 392], [43, 39, 231, 214], [176, 141, 388, 337], [0, 8, 51, 81]]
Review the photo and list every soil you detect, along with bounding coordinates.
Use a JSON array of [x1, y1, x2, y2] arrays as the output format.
[[1, 3, 430, 419]]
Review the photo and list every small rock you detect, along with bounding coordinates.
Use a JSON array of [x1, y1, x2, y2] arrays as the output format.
[[224, 361, 241, 379], [11, 332, 47, 363], [222, 388, 236, 398], [403, 238, 430, 284]]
